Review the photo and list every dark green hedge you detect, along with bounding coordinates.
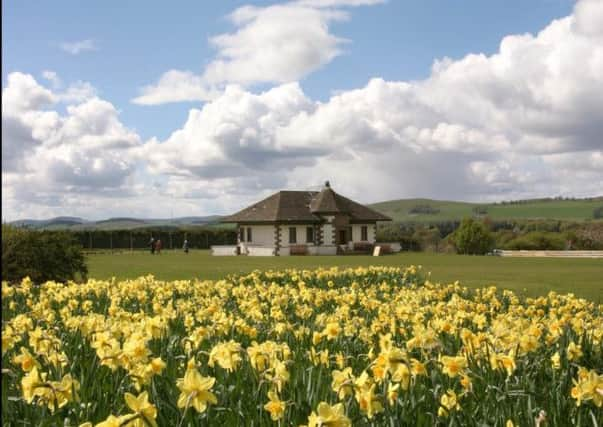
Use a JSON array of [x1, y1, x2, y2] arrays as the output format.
[[70, 227, 237, 250], [2, 225, 88, 284]]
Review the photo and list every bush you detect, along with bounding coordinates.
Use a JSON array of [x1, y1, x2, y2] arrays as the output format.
[[503, 231, 566, 250], [594, 206, 603, 219], [567, 222, 603, 249], [451, 218, 494, 255], [2, 225, 87, 284], [412, 227, 442, 252]]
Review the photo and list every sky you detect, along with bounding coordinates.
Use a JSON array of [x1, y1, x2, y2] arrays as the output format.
[[2, 0, 602, 221]]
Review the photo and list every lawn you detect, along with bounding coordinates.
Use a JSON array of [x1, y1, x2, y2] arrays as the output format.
[[86, 250, 603, 302]]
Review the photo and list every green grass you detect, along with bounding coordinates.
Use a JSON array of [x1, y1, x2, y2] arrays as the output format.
[[86, 250, 603, 302], [369, 197, 603, 222]]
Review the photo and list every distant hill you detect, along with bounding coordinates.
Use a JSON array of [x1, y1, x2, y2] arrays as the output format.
[[8, 197, 602, 229], [9, 216, 87, 229], [8, 215, 223, 230], [368, 197, 603, 222]]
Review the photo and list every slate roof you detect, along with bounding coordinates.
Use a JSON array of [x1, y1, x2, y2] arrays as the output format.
[[221, 184, 391, 223]]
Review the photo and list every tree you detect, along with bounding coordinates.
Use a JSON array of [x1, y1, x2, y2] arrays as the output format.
[[451, 218, 495, 255], [2, 225, 88, 284], [412, 227, 442, 252]]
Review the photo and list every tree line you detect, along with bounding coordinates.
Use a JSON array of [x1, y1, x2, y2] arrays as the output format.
[[65, 227, 236, 251], [376, 218, 603, 253]]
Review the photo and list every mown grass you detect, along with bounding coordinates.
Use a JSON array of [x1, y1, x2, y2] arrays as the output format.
[[86, 250, 603, 302]]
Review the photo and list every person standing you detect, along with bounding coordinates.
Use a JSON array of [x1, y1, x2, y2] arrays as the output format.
[[155, 239, 162, 254], [183, 239, 189, 254], [149, 237, 155, 255]]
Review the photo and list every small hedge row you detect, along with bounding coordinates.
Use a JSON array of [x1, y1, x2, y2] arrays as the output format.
[[1, 225, 87, 284]]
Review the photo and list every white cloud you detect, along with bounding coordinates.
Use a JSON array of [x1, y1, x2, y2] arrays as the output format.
[[3, 0, 603, 220], [132, 70, 219, 105], [57, 81, 98, 103], [573, 0, 603, 38], [60, 39, 97, 55], [42, 70, 61, 88], [131, 1, 378, 105], [141, 0, 603, 207], [2, 72, 142, 219], [201, 4, 347, 86], [143, 82, 318, 177], [2, 72, 56, 113]]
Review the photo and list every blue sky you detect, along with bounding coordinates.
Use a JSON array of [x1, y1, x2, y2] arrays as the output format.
[[2, 0, 602, 220]]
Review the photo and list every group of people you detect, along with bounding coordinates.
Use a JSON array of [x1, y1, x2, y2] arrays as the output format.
[[148, 237, 189, 254], [148, 237, 163, 254]]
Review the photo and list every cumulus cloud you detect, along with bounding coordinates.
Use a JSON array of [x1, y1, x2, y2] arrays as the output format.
[[143, 82, 319, 177], [60, 39, 97, 55], [143, 0, 603, 206], [2, 72, 143, 218], [3, 0, 603, 220], [57, 81, 98, 103], [132, 1, 376, 105], [132, 70, 219, 105]]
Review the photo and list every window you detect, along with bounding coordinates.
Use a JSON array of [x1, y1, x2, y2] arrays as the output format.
[[306, 227, 314, 243], [361, 226, 368, 241], [289, 227, 297, 244], [239, 227, 245, 242], [247, 227, 252, 243]]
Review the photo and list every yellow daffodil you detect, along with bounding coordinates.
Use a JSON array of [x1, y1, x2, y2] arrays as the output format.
[[12, 347, 39, 372], [124, 391, 158, 427], [567, 341, 583, 362], [208, 340, 242, 372], [571, 368, 603, 407], [440, 355, 467, 378], [438, 389, 461, 417], [387, 382, 400, 405], [176, 364, 217, 413], [307, 402, 351, 427], [263, 390, 286, 421], [331, 367, 354, 400], [551, 351, 561, 370]]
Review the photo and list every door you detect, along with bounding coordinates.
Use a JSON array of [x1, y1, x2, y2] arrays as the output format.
[[338, 229, 347, 244]]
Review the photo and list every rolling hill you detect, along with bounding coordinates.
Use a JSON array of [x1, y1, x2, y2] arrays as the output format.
[[8, 216, 222, 230], [368, 197, 603, 222], [8, 197, 602, 230]]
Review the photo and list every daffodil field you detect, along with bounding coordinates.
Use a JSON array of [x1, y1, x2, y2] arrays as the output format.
[[2, 266, 602, 426]]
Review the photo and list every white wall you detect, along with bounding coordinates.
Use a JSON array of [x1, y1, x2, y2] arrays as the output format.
[[322, 224, 334, 245], [247, 246, 276, 256], [351, 224, 375, 243], [241, 225, 274, 246], [278, 225, 316, 246], [308, 246, 337, 255], [211, 246, 238, 256]]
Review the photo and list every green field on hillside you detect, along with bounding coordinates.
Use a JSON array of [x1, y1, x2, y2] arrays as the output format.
[[86, 250, 603, 302], [369, 197, 603, 222]]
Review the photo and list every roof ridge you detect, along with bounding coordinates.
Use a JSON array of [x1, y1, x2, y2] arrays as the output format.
[[273, 191, 283, 221], [332, 189, 349, 213]]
